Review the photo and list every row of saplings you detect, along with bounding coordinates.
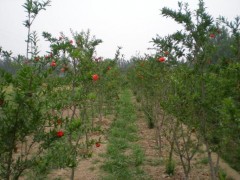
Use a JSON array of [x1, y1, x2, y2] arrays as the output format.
[[0, 31, 121, 180], [127, 0, 240, 179], [0, 0, 122, 178], [130, 53, 240, 179]]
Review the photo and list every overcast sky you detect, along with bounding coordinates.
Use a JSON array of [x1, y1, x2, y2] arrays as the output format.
[[0, 0, 239, 59]]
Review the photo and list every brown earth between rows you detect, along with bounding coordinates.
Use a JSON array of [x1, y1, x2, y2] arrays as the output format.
[[17, 99, 240, 180], [134, 98, 240, 180]]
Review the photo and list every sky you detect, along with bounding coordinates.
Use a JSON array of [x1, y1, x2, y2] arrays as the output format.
[[0, 0, 240, 59]]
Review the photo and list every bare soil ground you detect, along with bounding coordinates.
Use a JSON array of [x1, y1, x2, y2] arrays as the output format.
[[135, 102, 240, 180], [48, 115, 113, 180], [17, 101, 240, 180], [211, 153, 240, 180]]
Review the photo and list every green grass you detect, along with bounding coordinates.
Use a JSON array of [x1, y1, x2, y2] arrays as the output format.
[[199, 157, 209, 165], [102, 89, 149, 180], [132, 144, 145, 166]]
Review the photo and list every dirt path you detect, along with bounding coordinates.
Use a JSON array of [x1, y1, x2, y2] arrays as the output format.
[[134, 97, 240, 180]]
